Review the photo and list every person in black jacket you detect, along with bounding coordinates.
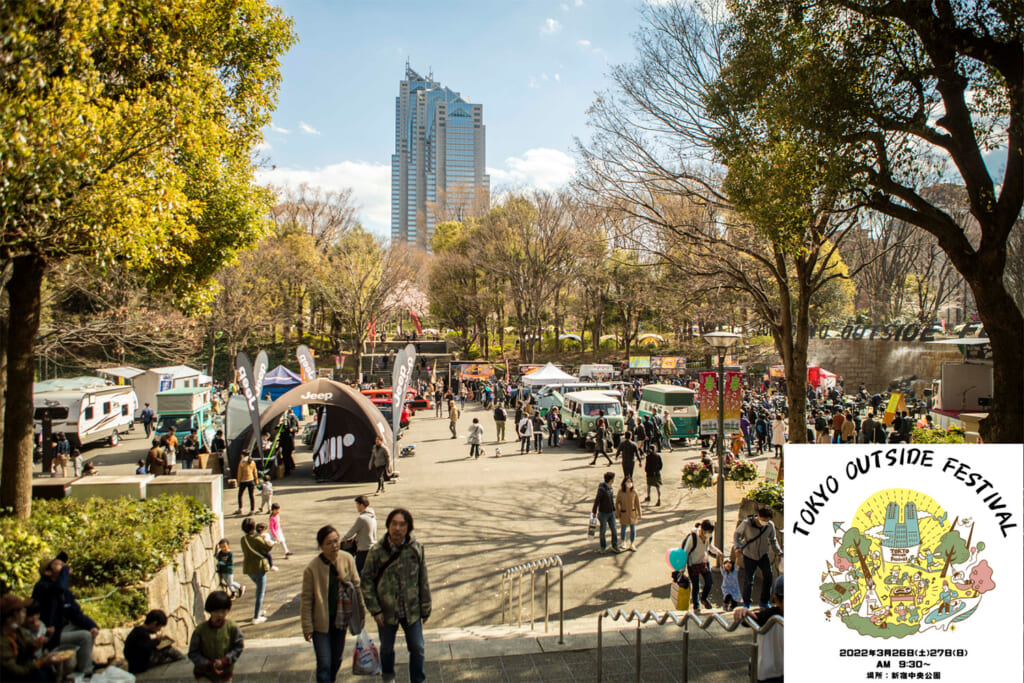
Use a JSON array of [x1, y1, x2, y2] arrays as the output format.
[[591, 472, 622, 553], [123, 610, 183, 674], [31, 554, 98, 675], [615, 432, 641, 481]]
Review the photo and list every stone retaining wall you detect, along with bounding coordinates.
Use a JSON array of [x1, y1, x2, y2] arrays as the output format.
[[806, 339, 961, 393], [93, 522, 219, 663]]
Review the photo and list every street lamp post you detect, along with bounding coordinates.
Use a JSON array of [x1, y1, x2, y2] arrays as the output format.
[[703, 331, 741, 554]]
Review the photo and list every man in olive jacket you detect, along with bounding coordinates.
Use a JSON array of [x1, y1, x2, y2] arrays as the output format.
[[361, 508, 431, 683]]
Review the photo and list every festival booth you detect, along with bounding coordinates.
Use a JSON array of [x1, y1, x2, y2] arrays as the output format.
[[808, 366, 838, 390], [768, 365, 837, 389], [521, 362, 577, 387], [233, 379, 391, 483], [262, 365, 304, 418]]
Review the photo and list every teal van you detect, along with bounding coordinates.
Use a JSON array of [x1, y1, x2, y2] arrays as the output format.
[[155, 386, 216, 448], [562, 391, 626, 448], [638, 384, 698, 443]]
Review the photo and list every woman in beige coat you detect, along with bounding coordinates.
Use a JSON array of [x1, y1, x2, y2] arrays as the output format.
[[615, 476, 643, 551], [301, 525, 361, 683]]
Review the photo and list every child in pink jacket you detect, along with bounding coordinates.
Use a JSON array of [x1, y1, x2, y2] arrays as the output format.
[[268, 503, 292, 558]]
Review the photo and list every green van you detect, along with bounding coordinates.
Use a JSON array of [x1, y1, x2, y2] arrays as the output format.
[[638, 384, 698, 443], [562, 391, 626, 448]]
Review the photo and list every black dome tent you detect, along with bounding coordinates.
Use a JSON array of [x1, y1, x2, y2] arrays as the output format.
[[229, 379, 391, 482]]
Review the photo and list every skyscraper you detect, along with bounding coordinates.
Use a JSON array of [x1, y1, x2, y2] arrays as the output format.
[[881, 501, 921, 548], [391, 64, 489, 249]]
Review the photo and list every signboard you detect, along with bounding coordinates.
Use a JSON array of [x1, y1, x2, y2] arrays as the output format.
[[764, 459, 781, 483], [651, 356, 663, 370], [159, 374, 173, 392], [629, 356, 651, 369], [724, 371, 743, 431], [661, 357, 677, 370], [882, 392, 907, 425], [698, 372, 718, 432]]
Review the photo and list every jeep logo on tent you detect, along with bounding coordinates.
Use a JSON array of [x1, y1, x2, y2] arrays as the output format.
[[301, 391, 333, 402]]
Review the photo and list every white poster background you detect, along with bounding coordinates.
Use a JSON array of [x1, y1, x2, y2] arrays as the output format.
[[785, 444, 1023, 682]]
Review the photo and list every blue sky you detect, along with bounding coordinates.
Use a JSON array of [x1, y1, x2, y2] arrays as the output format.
[[256, 0, 653, 236]]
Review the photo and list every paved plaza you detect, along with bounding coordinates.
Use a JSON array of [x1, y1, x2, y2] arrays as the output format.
[[88, 401, 773, 681]]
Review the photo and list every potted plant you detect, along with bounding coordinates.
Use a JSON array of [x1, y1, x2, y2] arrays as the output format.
[[681, 461, 714, 489], [726, 460, 759, 483]]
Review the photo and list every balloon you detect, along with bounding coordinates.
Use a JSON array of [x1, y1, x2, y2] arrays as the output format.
[[669, 548, 688, 571]]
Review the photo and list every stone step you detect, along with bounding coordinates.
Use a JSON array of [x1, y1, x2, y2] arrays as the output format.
[[138, 611, 748, 681]]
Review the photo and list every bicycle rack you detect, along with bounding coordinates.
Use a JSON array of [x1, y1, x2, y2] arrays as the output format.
[[597, 608, 784, 683], [500, 555, 564, 644]]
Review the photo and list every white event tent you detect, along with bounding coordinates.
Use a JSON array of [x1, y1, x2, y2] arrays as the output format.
[[521, 362, 577, 386]]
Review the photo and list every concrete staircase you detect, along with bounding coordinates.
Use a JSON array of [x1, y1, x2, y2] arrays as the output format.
[[138, 612, 752, 681]]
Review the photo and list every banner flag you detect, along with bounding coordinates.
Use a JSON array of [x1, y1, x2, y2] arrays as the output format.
[[390, 344, 417, 471], [253, 350, 269, 398], [724, 371, 743, 431], [410, 310, 423, 334], [234, 352, 264, 464], [698, 372, 718, 433], [297, 344, 317, 383]]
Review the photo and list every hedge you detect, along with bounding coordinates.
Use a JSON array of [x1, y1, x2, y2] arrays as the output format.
[[0, 495, 215, 627]]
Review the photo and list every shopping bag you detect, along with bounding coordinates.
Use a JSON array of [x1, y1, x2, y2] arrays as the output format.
[[588, 515, 598, 537], [670, 581, 691, 611], [352, 627, 381, 676]]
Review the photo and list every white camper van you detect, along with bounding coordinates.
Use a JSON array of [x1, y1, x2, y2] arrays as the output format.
[[34, 377, 138, 448]]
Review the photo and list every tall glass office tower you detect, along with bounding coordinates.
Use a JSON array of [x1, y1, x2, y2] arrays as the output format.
[[391, 64, 489, 249]]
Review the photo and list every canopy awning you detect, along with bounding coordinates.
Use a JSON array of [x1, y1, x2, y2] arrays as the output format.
[[521, 362, 577, 386], [96, 366, 145, 380]]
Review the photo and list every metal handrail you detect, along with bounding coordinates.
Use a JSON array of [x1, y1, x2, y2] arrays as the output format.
[[500, 555, 564, 644], [597, 608, 784, 683]]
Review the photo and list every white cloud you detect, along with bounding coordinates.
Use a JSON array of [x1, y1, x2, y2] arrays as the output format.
[[540, 18, 562, 35], [574, 0, 584, 6], [256, 161, 391, 237], [257, 149, 577, 239], [560, 2, 569, 9], [528, 76, 540, 89], [254, 142, 272, 152], [554, 73, 561, 82], [270, 125, 290, 134], [487, 148, 576, 191], [298, 121, 321, 135], [577, 39, 591, 48]]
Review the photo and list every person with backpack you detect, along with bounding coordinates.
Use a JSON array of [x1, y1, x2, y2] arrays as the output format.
[[734, 507, 783, 609], [682, 520, 724, 611], [493, 403, 508, 442]]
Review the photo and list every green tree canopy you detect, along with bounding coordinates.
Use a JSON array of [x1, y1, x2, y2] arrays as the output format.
[[0, 0, 296, 517], [711, 0, 1023, 441]]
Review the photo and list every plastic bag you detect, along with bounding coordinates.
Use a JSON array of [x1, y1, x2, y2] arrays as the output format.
[[588, 515, 598, 537], [89, 666, 136, 683], [352, 627, 381, 676]]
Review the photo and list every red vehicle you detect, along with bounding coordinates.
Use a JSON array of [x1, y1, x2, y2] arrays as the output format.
[[361, 389, 414, 425]]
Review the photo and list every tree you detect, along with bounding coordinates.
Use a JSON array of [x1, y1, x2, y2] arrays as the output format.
[[576, 0, 858, 441], [840, 528, 873, 583], [313, 229, 418, 375], [713, 0, 1024, 441], [0, 0, 296, 518], [475, 191, 580, 361], [934, 528, 970, 579]]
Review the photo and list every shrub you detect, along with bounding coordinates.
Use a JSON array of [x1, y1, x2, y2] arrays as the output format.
[[0, 495, 215, 627], [726, 460, 760, 482], [745, 480, 784, 510], [681, 462, 714, 488], [911, 427, 966, 444]]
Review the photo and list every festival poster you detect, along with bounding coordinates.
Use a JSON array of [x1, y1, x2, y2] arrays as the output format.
[[661, 357, 677, 370], [698, 372, 717, 432], [785, 444, 1023, 682], [723, 370, 743, 431], [650, 356, 663, 370], [629, 356, 651, 369]]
